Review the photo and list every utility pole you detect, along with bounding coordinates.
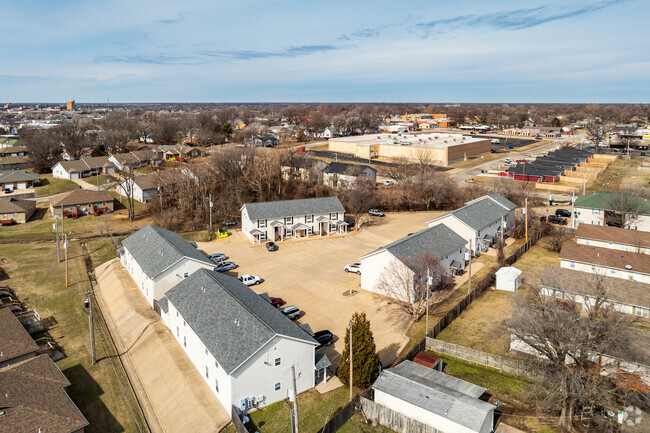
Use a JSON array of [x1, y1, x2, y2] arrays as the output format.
[[425, 269, 430, 335], [467, 239, 472, 295], [80, 289, 96, 365], [349, 319, 353, 402], [524, 198, 528, 243], [501, 215, 505, 245], [64, 233, 69, 288], [583, 174, 586, 195], [55, 217, 60, 262], [209, 193, 213, 239], [291, 365, 299, 433]]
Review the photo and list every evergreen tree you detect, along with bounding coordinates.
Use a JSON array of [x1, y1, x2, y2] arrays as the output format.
[[337, 312, 381, 389]]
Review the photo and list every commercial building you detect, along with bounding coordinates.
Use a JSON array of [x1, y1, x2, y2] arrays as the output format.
[[328, 133, 490, 166]]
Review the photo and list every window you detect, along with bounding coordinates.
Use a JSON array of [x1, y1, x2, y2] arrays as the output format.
[[183, 272, 189, 278], [307, 227, 313, 235], [329, 224, 336, 232], [286, 228, 293, 237], [215, 378, 219, 392], [258, 219, 267, 228], [285, 216, 293, 225], [634, 307, 649, 318], [305, 215, 313, 223], [610, 269, 616, 275], [205, 348, 208, 355], [591, 264, 596, 272], [570, 261, 576, 269], [274, 357, 281, 366], [215, 360, 218, 368], [554, 289, 563, 299], [176, 311, 179, 317], [260, 232, 267, 241], [205, 366, 209, 379], [274, 382, 281, 392], [176, 326, 179, 337], [184, 320, 186, 327], [330, 212, 337, 220], [183, 336, 187, 347], [585, 239, 590, 245]]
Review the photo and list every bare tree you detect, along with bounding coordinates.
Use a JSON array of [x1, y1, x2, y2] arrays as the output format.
[[22, 129, 61, 173], [604, 191, 647, 228], [55, 119, 92, 160], [340, 177, 377, 230], [508, 275, 638, 430], [585, 120, 606, 151], [375, 251, 453, 320], [115, 167, 136, 221], [544, 226, 569, 252]]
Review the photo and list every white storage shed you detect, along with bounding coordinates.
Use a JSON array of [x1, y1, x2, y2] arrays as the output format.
[[495, 267, 523, 292]]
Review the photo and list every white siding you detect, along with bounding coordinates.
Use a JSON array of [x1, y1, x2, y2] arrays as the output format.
[[540, 287, 638, 316], [152, 259, 215, 303], [577, 238, 650, 255], [52, 163, 70, 179], [242, 207, 346, 244], [559, 259, 650, 284]]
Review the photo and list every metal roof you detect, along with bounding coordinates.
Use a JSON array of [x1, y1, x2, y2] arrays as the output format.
[[121, 224, 213, 279], [243, 196, 345, 221], [372, 361, 494, 432], [163, 269, 317, 374], [574, 191, 650, 215]]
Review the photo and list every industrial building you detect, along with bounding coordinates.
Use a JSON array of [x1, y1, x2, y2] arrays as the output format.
[[328, 133, 490, 166]]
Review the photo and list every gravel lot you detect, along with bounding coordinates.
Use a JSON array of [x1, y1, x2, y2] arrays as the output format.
[[197, 210, 445, 367]]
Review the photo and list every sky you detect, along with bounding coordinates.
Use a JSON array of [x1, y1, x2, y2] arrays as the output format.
[[1, 0, 648, 103]]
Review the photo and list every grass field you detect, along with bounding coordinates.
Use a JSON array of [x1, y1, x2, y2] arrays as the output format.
[[34, 173, 79, 197], [0, 240, 138, 432], [586, 157, 648, 194], [339, 414, 397, 433], [83, 174, 118, 187]]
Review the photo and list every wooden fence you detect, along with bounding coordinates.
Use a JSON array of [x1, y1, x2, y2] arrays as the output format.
[[316, 395, 359, 433], [360, 396, 441, 433], [231, 406, 250, 433]]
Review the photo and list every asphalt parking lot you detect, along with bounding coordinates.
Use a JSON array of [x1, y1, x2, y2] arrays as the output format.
[[460, 134, 537, 152], [197, 210, 446, 367]]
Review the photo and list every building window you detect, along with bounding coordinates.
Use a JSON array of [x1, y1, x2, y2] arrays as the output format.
[[215, 360, 218, 368], [184, 320, 186, 327], [274, 382, 281, 392], [183, 272, 189, 278], [259, 219, 267, 228], [305, 215, 313, 223], [610, 269, 616, 275], [591, 264, 596, 272], [554, 290, 563, 299], [274, 357, 281, 366], [176, 326, 179, 337], [215, 378, 219, 392], [176, 311, 179, 317], [205, 366, 209, 379], [307, 227, 313, 235], [329, 224, 336, 232], [585, 239, 590, 245], [634, 306, 649, 318], [285, 216, 294, 225], [570, 261, 575, 269], [330, 212, 337, 220], [205, 348, 208, 355], [286, 228, 293, 237], [260, 232, 267, 241], [183, 336, 187, 347]]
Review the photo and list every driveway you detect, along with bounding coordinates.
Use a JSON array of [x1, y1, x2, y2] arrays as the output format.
[[95, 259, 230, 433], [197, 211, 445, 367]]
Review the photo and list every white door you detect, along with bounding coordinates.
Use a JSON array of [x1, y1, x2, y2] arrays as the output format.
[[70, 172, 79, 179]]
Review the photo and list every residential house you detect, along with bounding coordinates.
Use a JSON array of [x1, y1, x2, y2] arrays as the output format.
[[322, 162, 376, 188], [117, 170, 179, 203], [0, 197, 36, 224], [540, 266, 649, 319], [119, 224, 215, 311], [0, 169, 40, 191], [159, 269, 317, 414], [158, 145, 205, 161], [0, 309, 89, 432], [52, 156, 115, 179], [245, 134, 279, 147], [427, 193, 516, 254], [559, 242, 650, 284], [359, 224, 466, 301], [0, 156, 33, 171], [573, 191, 650, 231], [49, 190, 114, 218], [0, 145, 29, 157], [576, 224, 650, 255], [108, 149, 162, 171], [241, 196, 347, 244], [367, 360, 495, 433], [280, 158, 326, 181]]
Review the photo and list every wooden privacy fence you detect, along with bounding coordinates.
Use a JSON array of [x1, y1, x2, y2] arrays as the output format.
[[425, 338, 538, 378], [360, 396, 441, 433], [231, 406, 250, 433], [316, 395, 359, 433]]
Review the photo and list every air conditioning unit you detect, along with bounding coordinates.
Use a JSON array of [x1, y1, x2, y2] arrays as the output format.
[[256, 395, 265, 403]]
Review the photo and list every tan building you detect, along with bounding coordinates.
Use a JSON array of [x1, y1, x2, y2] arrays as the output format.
[[66, 100, 76, 111], [328, 133, 490, 166], [0, 197, 36, 224], [50, 190, 114, 218]]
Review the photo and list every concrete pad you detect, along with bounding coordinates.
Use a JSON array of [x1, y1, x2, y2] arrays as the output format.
[[95, 259, 230, 433], [197, 211, 447, 368], [315, 375, 343, 394]]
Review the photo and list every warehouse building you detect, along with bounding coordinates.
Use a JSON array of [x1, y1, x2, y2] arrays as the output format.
[[328, 133, 490, 166]]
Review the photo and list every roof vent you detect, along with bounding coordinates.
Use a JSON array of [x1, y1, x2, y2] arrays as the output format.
[[625, 265, 632, 270]]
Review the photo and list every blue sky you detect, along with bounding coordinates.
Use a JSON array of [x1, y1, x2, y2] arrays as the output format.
[[1, 0, 648, 103]]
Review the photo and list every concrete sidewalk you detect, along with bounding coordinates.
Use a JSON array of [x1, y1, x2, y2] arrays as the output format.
[[95, 259, 230, 433]]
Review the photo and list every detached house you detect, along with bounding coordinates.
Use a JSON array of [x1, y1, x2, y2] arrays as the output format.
[[52, 156, 115, 179], [159, 269, 318, 415], [241, 197, 347, 244], [322, 162, 376, 188], [119, 225, 215, 311], [359, 224, 467, 301], [117, 171, 179, 203], [427, 193, 516, 254], [0, 169, 40, 191], [109, 149, 162, 171]]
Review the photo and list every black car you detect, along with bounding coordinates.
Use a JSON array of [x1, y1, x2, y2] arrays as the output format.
[[314, 330, 334, 349], [539, 216, 547, 223], [548, 215, 567, 225], [266, 241, 278, 251], [555, 209, 571, 218]]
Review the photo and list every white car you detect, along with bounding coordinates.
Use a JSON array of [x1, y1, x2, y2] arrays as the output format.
[[344, 263, 361, 275], [491, 138, 500, 144], [239, 274, 262, 286], [384, 180, 395, 186]]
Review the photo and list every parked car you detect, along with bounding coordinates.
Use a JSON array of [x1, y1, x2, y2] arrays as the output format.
[[490, 149, 497, 153], [516, 159, 530, 164], [548, 215, 567, 225], [369, 209, 385, 217], [491, 139, 500, 144], [535, 136, 543, 140], [280, 305, 300, 320], [314, 330, 334, 349], [217, 228, 229, 238], [214, 261, 237, 272], [269, 297, 285, 307], [504, 158, 512, 164], [555, 209, 571, 218], [239, 274, 262, 286], [208, 253, 227, 262], [3, 188, 12, 194], [265, 241, 278, 251], [384, 180, 395, 186], [539, 216, 547, 223], [344, 263, 361, 275]]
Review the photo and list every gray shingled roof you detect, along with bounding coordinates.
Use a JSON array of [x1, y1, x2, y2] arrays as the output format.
[[163, 269, 317, 374], [0, 169, 40, 183], [243, 196, 345, 221], [487, 193, 516, 211], [366, 224, 466, 265], [121, 225, 213, 278], [373, 361, 494, 432], [451, 195, 513, 232]]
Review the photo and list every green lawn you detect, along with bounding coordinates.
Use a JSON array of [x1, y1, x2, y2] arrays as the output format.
[[34, 173, 79, 197], [0, 242, 139, 432], [223, 387, 352, 433], [83, 174, 117, 187]]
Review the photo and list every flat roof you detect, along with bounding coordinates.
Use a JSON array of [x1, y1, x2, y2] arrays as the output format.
[[329, 133, 488, 149]]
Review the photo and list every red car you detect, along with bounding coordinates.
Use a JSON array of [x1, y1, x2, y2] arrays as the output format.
[[516, 159, 530, 164], [269, 297, 285, 307]]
